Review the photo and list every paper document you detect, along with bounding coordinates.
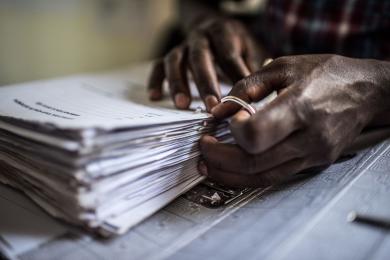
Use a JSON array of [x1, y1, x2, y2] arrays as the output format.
[[0, 69, 233, 236]]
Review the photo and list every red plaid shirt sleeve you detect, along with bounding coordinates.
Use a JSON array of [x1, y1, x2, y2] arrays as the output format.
[[258, 0, 390, 59]]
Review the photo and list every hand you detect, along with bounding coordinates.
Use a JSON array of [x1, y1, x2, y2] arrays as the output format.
[[147, 17, 267, 112], [199, 54, 390, 187]]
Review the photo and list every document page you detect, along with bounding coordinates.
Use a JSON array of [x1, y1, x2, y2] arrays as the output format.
[[0, 75, 209, 131]]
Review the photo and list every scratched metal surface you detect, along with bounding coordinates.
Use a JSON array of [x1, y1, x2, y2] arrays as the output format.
[[14, 139, 390, 260]]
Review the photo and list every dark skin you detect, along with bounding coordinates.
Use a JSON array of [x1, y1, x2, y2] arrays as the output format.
[[147, 17, 267, 112], [148, 16, 390, 188], [200, 55, 390, 187]]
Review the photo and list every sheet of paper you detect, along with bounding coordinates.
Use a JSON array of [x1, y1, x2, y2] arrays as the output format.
[[101, 176, 205, 235], [0, 76, 210, 131]]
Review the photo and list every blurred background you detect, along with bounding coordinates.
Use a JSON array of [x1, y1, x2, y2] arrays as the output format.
[[0, 0, 177, 85]]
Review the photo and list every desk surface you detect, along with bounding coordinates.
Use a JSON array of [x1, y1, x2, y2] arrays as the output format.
[[0, 139, 388, 260]]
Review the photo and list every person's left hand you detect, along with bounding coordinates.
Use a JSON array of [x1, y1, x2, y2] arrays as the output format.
[[199, 54, 390, 187], [147, 17, 266, 112]]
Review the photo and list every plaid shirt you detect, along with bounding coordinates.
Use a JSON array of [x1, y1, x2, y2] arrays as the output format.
[[250, 0, 390, 59]]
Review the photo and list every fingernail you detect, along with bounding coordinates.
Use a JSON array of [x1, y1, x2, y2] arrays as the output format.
[[174, 93, 190, 109], [198, 161, 208, 176], [205, 95, 219, 112], [149, 89, 161, 100]]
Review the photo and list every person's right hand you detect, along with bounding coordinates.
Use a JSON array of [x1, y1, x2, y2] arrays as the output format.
[[147, 17, 267, 112], [199, 55, 390, 187]]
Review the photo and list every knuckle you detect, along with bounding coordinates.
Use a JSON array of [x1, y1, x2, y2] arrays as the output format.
[[291, 95, 309, 127], [232, 78, 253, 97], [164, 47, 182, 65], [273, 56, 290, 67], [271, 56, 295, 76], [189, 47, 207, 64], [224, 51, 241, 63], [293, 91, 319, 127]]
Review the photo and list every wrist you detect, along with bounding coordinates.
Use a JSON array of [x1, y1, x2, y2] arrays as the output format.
[[361, 59, 390, 128], [372, 59, 390, 110], [336, 56, 390, 127], [369, 109, 390, 127]]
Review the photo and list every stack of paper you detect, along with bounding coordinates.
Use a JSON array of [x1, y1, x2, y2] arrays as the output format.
[[0, 71, 231, 236]]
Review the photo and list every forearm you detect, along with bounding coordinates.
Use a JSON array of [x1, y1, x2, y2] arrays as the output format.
[[369, 110, 390, 127]]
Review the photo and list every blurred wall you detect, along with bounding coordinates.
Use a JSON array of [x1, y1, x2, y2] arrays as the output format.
[[0, 0, 176, 85]]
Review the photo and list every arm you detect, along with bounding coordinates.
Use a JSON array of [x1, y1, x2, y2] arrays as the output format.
[[370, 110, 390, 127]]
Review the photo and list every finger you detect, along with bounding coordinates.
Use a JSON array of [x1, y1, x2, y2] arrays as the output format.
[[242, 36, 265, 73], [207, 24, 250, 83], [230, 90, 303, 154], [211, 59, 290, 119], [188, 35, 220, 112], [200, 132, 306, 174], [236, 22, 266, 73], [164, 46, 191, 109], [198, 158, 306, 188], [200, 135, 249, 171], [147, 60, 165, 100]]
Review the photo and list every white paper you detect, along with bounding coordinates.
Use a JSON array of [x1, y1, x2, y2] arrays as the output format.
[[0, 76, 209, 131]]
